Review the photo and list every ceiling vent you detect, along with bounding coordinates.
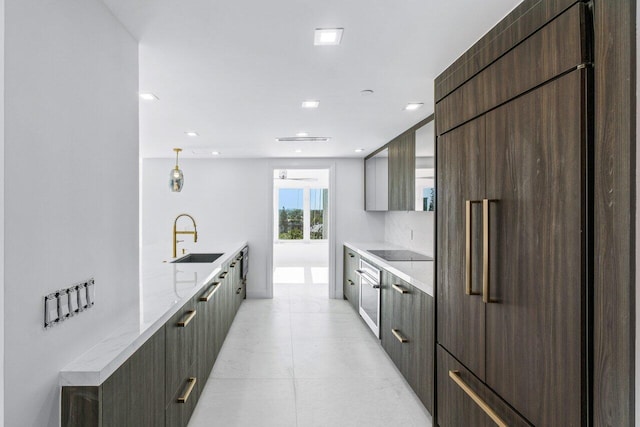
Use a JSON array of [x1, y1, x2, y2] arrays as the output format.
[[275, 137, 331, 142]]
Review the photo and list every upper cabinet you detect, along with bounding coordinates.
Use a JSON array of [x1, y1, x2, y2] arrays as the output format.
[[365, 116, 434, 211], [414, 120, 435, 211], [365, 147, 389, 211]]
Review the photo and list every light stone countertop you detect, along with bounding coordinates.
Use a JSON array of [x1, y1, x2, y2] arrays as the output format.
[[59, 241, 247, 387], [343, 242, 434, 297]]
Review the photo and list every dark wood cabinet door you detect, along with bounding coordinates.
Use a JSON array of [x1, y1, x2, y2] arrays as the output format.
[[165, 362, 200, 427], [436, 115, 486, 378], [389, 132, 416, 210], [165, 299, 198, 405], [484, 70, 585, 426], [101, 328, 166, 427], [196, 282, 220, 386], [380, 271, 403, 368], [437, 345, 529, 427], [408, 291, 433, 413]]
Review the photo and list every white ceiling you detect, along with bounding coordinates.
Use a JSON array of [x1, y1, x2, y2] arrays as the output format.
[[101, 0, 521, 159]]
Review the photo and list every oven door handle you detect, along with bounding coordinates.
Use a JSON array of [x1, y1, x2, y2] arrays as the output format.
[[356, 270, 380, 289]]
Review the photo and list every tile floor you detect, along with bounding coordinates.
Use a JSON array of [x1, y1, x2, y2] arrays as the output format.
[[188, 283, 433, 427]]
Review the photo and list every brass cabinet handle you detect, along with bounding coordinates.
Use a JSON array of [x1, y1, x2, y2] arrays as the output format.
[[230, 262, 236, 268], [466, 200, 472, 295], [482, 199, 490, 303], [199, 283, 219, 302], [348, 252, 355, 258], [236, 255, 243, 261], [218, 271, 228, 279], [392, 284, 409, 294], [391, 328, 408, 343], [236, 287, 242, 295], [347, 279, 355, 286], [449, 370, 507, 427], [466, 200, 484, 296], [177, 310, 197, 327], [177, 377, 197, 403]]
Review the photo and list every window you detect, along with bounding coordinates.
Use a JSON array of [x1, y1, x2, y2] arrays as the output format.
[[276, 187, 328, 241], [310, 188, 328, 240], [278, 188, 303, 240]]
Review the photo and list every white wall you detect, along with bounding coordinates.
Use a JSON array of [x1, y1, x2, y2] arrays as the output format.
[[142, 158, 385, 298], [4, 1, 139, 425], [384, 211, 435, 257]]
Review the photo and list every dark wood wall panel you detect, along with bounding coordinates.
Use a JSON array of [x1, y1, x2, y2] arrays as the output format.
[[592, 0, 636, 425], [436, 3, 587, 135], [434, 0, 580, 102]]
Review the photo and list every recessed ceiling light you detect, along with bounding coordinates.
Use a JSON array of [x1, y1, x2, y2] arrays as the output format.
[[185, 131, 199, 137], [314, 28, 344, 46], [405, 103, 424, 111], [301, 100, 319, 109], [360, 90, 374, 96], [139, 93, 158, 101], [295, 149, 303, 153], [211, 151, 220, 156], [355, 148, 365, 153], [296, 132, 309, 137]]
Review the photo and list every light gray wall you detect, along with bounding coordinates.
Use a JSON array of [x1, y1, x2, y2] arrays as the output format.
[[4, 1, 139, 425], [384, 211, 434, 257], [141, 158, 385, 298]]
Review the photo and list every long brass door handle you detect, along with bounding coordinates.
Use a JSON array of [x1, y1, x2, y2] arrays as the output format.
[[466, 200, 484, 296], [391, 329, 408, 343], [177, 377, 197, 403], [177, 310, 197, 327], [449, 370, 507, 426], [482, 199, 490, 303], [199, 283, 219, 302], [392, 284, 409, 294]]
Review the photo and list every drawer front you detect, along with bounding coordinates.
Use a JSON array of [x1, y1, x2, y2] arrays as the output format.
[[165, 299, 199, 404], [381, 270, 435, 414], [216, 266, 232, 333], [437, 345, 530, 427], [196, 282, 220, 384], [165, 365, 199, 427], [343, 247, 359, 309]]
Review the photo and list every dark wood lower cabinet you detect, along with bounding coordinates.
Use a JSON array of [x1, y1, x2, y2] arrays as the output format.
[[436, 345, 529, 427], [61, 328, 166, 427], [380, 269, 433, 413], [102, 329, 166, 427], [343, 247, 360, 311], [165, 367, 200, 427], [61, 248, 247, 427]]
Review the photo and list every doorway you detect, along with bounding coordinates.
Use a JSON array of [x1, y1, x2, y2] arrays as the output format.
[[271, 168, 331, 300]]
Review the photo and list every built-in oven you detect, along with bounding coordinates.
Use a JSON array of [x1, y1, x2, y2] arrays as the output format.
[[356, 259, 381, 337]]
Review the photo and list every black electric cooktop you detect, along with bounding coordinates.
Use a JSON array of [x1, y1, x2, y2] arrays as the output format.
[[367, 249, 433, 262]]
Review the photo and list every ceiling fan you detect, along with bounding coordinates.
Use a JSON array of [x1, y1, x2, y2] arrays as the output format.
[[274, 170, 317, 181]]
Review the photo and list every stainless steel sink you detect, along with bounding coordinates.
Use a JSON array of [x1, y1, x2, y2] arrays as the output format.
[[171, 253, 224, 263]]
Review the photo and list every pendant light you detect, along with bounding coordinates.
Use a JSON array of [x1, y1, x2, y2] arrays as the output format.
[[170, 148, 184, 192]]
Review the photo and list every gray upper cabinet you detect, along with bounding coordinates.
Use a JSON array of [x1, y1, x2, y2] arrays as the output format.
[[365, 148, 389, 211], [364, 115, 434, 211]]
